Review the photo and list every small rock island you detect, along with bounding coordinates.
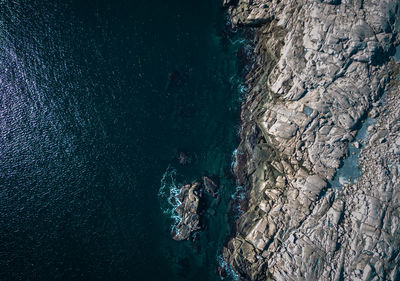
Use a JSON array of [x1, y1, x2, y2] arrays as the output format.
[[172, 182, 203, 241], [171, 176, 220, 241]]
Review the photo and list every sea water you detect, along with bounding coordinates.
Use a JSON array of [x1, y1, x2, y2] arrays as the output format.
[[0, 0, 245, 280]]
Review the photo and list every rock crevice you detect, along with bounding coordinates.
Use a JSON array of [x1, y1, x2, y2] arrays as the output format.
[[223, 0, 400, 280]]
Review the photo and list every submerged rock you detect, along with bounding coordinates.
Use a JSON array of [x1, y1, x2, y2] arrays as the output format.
[[178, 151, 191, 165], [203, 176, 219, 198]]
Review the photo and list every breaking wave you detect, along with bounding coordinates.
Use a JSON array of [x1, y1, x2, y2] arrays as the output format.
[[231, 185, 246, 219], [216, 255, 239, 281], [231, 149, 237, 170], [158, 166, 182, 231]]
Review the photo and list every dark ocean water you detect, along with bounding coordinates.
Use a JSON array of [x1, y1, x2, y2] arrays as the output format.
[[0, 1, 245, 280]]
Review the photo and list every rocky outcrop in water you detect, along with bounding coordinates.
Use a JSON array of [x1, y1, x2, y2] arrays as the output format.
[[172, 176, 221, 241], [203, 176, 219, 198], [223, 0, 400, 280], [172, 181, 203, 241]]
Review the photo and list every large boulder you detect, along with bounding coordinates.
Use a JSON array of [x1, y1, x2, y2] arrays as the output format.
[[172, 182, 203, 241]]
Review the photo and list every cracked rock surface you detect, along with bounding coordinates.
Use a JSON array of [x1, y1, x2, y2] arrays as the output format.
[[222, 0, 400, 280], [172, 182, 203, 241]]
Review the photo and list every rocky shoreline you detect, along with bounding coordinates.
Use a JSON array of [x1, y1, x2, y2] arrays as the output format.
[[222, 1, 400, 280]]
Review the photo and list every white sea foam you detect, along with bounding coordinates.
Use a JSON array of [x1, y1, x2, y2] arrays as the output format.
[[238, 83, 248, 95], [158, 166, 182, 231], [216, 255, 239, 281], [231, 186, 246, 218], [231, 149, 237, 170], [229, 38, 246, 46], [231, 186, 245, 200]]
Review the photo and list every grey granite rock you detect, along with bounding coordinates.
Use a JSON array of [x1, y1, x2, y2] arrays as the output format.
[[172, 182, 203, 241], [223, 0, 400, 280]]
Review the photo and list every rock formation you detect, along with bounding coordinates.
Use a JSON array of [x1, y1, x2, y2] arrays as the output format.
[[203, 176, 219, 198], [171, 176, 220, 241], [172, 182, 203, 241], [222, 0, 400, 280]]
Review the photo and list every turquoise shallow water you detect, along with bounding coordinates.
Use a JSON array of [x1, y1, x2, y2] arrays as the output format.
[[329, 117, 376, 189], [330, 48, 398, 190], [0, 1, 245, 280]]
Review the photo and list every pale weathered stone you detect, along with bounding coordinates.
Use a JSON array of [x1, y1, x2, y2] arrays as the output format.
[[221, 0, 400, 280]]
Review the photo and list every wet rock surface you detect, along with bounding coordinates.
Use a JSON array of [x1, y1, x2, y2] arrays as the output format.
[[171, 176, 221, 241], [203, 176, 219, 198], [172, 182, 204, 241], [223, 0, 400, 280]]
